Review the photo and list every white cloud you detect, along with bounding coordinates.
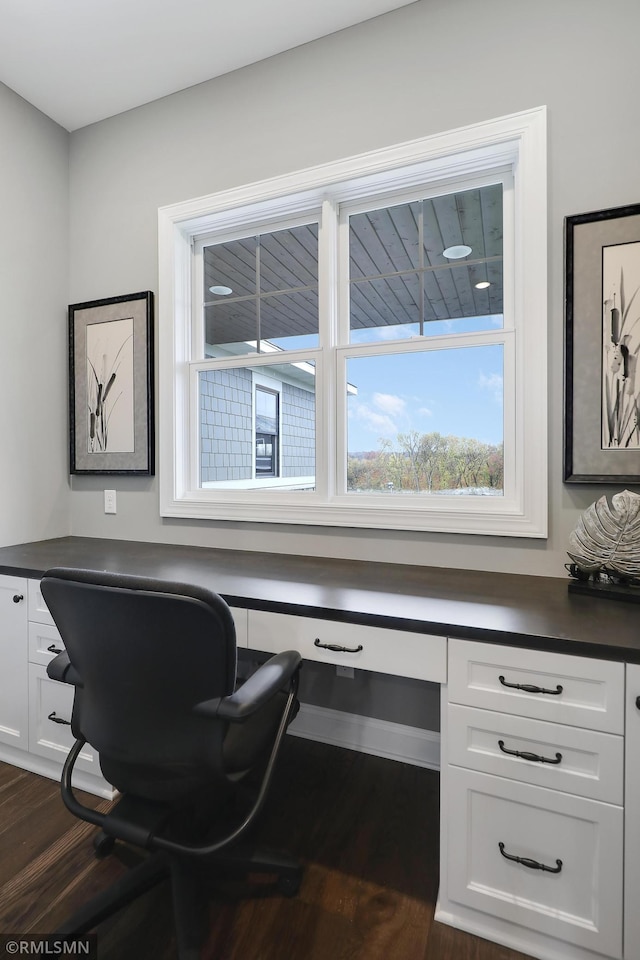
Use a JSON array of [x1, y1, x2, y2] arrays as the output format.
[[373, 392, 406, 416], [351, 324, 416, 343], [478, 372, 503, 404], [418, 406, 433, 417], [351, 403, 397, 436]]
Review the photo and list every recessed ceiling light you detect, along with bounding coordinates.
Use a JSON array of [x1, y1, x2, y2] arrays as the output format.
[[209, 285, 233, 296], [442, 244, 472, 259], [475, 281, 491, 289]]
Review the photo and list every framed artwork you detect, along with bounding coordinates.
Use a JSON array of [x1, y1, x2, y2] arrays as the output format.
[[69, 291, 154, 475], [564, 203, 640, 482]]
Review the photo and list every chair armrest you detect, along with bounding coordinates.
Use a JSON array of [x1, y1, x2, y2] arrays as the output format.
[[46, 651, 83, 686], [194, 650, 301, 722]]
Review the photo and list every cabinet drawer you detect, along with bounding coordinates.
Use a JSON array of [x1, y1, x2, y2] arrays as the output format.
[[29, 578, 248, 647], [230, 606, 248, 648], [28, 579, 55, 625], [28, 620, 65, 666], [448, 703, 623, 803], [447, 766, 622, 958], [28, 664, 101, 778], [448, 638, 623, 733], [29, 578, 247, 650], [248, 610, 446, 683]]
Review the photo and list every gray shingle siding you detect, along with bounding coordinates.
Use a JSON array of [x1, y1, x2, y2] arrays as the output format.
[[200, 369, 315, 483]]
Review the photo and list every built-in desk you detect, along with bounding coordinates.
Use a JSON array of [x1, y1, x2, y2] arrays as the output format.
[[0, 536, 639, 960], [0, 535, 638, 658]]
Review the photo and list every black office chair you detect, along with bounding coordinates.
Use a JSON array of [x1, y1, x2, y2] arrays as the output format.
[[40, 567, 303, 960]]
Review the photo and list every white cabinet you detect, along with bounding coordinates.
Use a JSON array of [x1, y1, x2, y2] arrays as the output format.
[[0, 577, 112, 797], [28, 664, 102, 778], [439, 638, 625, 960], [26, 585, 105, 784], [247, 609, 447, 683], [0, 577, 252, 799], [447, 638, 624, 732], [26, 579, 112, 795], [447, 703, 623, 803], [28, 620, 65, 664], [0, 574, 28, 752], [230, 606, 248, 648], [27, 577, 55, 626], [447, 767, 623, 959]]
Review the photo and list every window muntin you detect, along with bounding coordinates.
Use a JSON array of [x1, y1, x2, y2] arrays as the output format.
[[202, 223, 319, 357], [159, 108, 547, 536]]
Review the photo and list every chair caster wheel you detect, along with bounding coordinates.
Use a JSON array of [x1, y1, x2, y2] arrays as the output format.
[[93, 831, 116, 859], [277, 873, 301, 897]]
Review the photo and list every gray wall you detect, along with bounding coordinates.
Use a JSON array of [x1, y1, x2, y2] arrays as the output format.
[[0, 83, 70, 548], [65, 0, 640, 578]]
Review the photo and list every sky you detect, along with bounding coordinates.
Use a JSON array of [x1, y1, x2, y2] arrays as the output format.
[[346, 342, 504, 454]]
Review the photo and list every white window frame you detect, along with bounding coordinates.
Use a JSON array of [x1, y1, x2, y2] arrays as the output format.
[[158, 106, 547, 537]]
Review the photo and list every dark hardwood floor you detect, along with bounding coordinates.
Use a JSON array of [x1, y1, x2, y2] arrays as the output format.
[[0, 738, 533, 960]]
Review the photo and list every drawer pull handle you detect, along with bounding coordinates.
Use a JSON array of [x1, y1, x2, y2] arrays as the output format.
[[12, 594, 24, 603], [314, 638, 363, 654], [47, 711, 71, 726], [498, 842, 562, 874], [498, 740, 562, 765], [498, 675, 563, 696], [47, 644, 63, 655]]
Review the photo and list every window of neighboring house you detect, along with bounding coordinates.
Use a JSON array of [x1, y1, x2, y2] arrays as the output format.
[[255, 384, 279, 477], [159, 107, 547, 536]]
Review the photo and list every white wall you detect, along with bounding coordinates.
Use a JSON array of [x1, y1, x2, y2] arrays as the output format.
[[67, 0, 640, 577], [0, 83, 70, 547]]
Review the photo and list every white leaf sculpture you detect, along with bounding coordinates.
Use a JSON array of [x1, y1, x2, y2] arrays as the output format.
[[568, 489, 640, 577]]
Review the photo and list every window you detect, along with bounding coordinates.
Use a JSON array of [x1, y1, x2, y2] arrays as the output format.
[[159, 107, 547, 536], [255, 386, 279, 477]]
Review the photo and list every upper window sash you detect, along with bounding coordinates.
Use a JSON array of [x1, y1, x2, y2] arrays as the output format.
[[337, 169, 514, 344], [192, 212, 322, 362]]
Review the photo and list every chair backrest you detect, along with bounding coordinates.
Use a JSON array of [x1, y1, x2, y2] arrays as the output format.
[[40, 567, 238, 777]]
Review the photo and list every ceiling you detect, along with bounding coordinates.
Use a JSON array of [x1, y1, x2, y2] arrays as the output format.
[[0, 0, 417, 131], [202, 184, 504, 351]]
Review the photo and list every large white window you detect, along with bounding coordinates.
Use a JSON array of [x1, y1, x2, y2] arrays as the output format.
[[159, 107, 547, 536]]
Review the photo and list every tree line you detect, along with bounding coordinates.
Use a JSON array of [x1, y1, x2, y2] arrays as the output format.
[[347, 431, 503, 493]]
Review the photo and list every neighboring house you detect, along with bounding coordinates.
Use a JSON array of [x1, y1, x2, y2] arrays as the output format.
[[200, 357, 316, 489]]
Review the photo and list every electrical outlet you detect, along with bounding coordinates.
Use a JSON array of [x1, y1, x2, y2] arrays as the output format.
[[336, 665, 354, 679], [104, 490, 117, 514]]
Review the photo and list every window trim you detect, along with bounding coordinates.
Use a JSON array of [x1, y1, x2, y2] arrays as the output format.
[[158, 106, 547, 537]]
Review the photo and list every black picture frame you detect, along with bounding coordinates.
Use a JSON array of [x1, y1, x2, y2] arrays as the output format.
[[69, 291, 154, 475], [564, 203, 640, 482]]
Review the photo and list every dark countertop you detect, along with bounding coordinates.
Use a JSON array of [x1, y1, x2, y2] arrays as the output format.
[[0, 536, 638, 662]]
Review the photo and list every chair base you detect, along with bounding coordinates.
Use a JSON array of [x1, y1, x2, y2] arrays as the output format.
[[57, 841, 302, 960]]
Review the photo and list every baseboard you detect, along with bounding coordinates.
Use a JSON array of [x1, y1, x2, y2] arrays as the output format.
[[434, 899, 608, 960], [288, 702, 440, 770], [0, 741, 114, 799]]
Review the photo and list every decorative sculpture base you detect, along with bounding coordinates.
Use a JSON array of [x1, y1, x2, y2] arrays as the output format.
[[568, 578, 640, 603]]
